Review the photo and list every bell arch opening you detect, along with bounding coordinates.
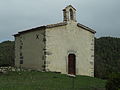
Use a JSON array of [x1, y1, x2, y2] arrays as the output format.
[[69, 9, 74, 20]]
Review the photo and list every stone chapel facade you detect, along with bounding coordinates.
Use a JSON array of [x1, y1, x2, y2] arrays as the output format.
[[14, 5, 96, 77]]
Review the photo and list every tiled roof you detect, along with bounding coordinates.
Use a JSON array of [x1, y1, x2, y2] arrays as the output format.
[[13, 26, 46, 37], [14, 22, 67, 36], [14, 22, 96, 36], [46, 22, 67, 28]]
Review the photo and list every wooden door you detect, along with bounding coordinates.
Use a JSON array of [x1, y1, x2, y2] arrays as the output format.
[[68, 54, 76, 75]]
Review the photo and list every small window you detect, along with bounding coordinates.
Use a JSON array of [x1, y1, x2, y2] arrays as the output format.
[[20, 60, 23, 64], [20, 56, 23, 64]]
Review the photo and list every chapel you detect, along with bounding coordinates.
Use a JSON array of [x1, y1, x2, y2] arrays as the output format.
[[14, 5, 96, 76]]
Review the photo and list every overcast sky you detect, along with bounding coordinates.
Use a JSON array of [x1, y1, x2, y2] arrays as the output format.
[[0, 0, 120, 42]]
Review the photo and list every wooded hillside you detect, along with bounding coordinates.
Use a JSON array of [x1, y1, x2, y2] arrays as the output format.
[[95, 37, 120, 79], [0, 41, 14, 66]]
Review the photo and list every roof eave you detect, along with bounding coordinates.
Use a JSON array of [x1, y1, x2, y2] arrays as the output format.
[[13, 26, 46, 37], [77, 23, 96, 34], [13, 22, 67, 37], [46, 22, 67, 28]]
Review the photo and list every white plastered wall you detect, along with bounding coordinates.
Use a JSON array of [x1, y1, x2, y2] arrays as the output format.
[[45, 21, 94, 76]]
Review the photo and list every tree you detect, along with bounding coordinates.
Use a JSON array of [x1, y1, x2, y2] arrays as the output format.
[[0, 41, 15, 66]]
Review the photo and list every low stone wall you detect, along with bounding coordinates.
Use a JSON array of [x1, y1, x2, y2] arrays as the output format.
[[0, 66, 40, 74], [0, 67, 24, 74]]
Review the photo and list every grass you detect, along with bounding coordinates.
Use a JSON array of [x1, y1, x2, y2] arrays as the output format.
[[0, 71, 106, 90]]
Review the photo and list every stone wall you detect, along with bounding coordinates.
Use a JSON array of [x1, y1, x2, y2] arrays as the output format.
[[15, 29, 45, 71]]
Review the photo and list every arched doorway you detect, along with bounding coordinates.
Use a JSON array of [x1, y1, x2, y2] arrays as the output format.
[[68, 54, 76, 75]]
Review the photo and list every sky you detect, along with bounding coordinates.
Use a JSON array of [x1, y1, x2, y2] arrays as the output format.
[[0, 0, 120, 42]]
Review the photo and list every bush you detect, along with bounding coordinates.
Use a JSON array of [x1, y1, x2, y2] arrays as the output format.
[[106, 73, 120, 90]]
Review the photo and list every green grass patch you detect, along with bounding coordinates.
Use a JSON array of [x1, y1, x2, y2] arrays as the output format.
[[0, 71, 106, 90]]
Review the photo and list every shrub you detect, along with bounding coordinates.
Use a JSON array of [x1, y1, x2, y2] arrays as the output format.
[[106, 73, 120, 90]]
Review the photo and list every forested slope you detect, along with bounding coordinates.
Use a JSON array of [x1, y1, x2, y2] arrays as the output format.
[[0, 41, 14, 66], [95, 37, 120, 78]]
